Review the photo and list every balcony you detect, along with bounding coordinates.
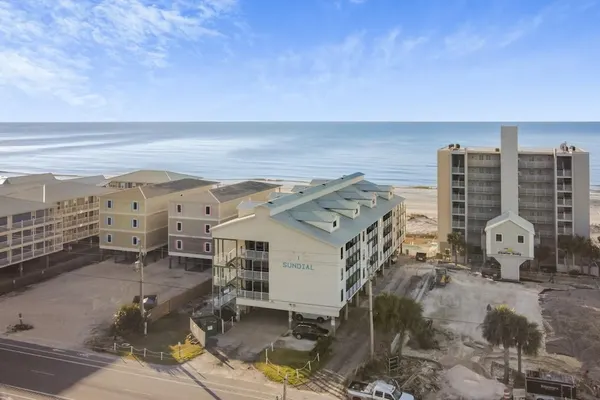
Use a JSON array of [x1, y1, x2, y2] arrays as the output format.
[[519, 160, 554, 169], [557, 213, 573, 221], [241, 249, 269, 261], [538, 230, 555, 238], [452, 220, 465, 228], [468, 173, 500, 180], [519, 188, 554, 196], [518, 174, 554, 183], [558, 227, 573, 235], [452, 181, 465, 188], [452, 167, 465, 174], [62, 201, 100, 214], [468, 186, 500, 194], [2, 244, 63, 267], [213, 275, 235, 287], [469, 213, 496, 220], [64, 217, 93, 227], [452, 194, 466, 201], [452, 208, 466, 215], [523, 215, 554, 224], [238, 269, 269, 281], [556, 170, 572, 178], [557, 198, 572, 206], [1, 216, 57, 232], [238, 290, 270, 301], [556, 185, 572, 192], [519, 201, 553, 210], [468, 200, 500, 207], [468, 159, 501, 168]]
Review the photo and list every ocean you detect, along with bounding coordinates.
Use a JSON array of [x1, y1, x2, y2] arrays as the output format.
[[0, 122, 598, 186]]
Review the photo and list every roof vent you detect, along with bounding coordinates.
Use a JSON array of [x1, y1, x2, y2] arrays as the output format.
[[298, 191, 304, 194], [571, 146, 576, 151], [455, 144, 461, 149], [448, 144, 454, 149], [495, 148, 500, 152]]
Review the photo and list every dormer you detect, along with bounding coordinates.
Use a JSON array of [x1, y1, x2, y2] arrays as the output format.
[[315, 194, 360, 219], [355, 181, 393, 201], [336, 187, 375, 208], [289, 203, 340, 233]]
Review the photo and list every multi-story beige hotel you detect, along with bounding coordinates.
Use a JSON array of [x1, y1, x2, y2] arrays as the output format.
[[437, 126, 590, 272], [210, 172, 406, 325]]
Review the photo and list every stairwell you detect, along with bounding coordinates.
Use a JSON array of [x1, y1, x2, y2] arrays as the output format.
[[298, 369, 347, 399]]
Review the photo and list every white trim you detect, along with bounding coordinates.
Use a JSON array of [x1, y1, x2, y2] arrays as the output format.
[[132, 201, 139, 211], [495, 233, 503, 243], [106, 216, 113, 226], [100, 244, 164, 252], [176, 204, 183, 213], [517, 235, 525, 244], [167, 215, 220, 222], [176, 221, 183, 232], [132, 236, 140, 246], [168, 251, 212, 259], [204, 242, 211, 252], [106, 199, 113, 209], [99, 209, 163, 217], [205, 205, 212, 216], [99, 228, 142, 234], [106, 233, 113, 243], [169, 233, 212, 239], [132, 218, 138, 228], [204, 224, 211, 234], [175, 239, 183, 250]]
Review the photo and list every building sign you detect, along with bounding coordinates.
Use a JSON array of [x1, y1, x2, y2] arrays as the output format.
[[497, 248, 522, 256], [283, 262, 314, 271]]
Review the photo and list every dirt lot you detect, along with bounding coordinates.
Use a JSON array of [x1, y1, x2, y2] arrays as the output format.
[[0, 257, 211, 349]]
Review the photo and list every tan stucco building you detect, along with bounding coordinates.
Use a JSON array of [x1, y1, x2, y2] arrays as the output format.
[[107, 169, 202, 189]]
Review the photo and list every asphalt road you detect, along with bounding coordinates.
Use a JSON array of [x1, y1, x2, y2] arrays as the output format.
[[0, 338, 333, 400]]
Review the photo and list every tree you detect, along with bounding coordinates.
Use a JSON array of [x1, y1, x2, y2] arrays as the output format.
[[373, 293, 424, 357], [481, 304, 519, 384], [447, 232, 465, 267], [558, 235, 576, 270], [513, 314, 543, 375], [113, 303, 144, 334], [534, 245, 552, 270]]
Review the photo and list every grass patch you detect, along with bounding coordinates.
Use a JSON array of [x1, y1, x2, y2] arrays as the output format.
[[119, 313, 204, 365], [255, 348, 327, 385]]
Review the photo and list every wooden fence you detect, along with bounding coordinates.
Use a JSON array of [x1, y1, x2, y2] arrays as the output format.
[[148, 279, 212, 322]]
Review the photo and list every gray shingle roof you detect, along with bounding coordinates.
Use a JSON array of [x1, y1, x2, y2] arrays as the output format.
[[0, 195, 51, 217], [210, 181, 281, 203], [139, 178, 218, 199], [1, 181, 115, 203], [2, 173, 57, 185], [67, 175, 109, 186], [485, 211, 535, 233], [109, 170, 203, 184]]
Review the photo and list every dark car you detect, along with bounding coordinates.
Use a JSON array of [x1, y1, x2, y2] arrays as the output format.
[[292, 323, 329, 340]]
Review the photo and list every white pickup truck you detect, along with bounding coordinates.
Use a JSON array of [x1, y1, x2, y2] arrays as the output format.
[[347, 380, 414, 400]]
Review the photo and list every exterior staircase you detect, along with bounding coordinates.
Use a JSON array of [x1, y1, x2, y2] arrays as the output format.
[[298, 369, 347, 399]]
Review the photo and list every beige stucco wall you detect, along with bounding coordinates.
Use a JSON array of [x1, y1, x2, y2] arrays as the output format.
[[437, 149, 452, 251], [571, 152, 590, 238]]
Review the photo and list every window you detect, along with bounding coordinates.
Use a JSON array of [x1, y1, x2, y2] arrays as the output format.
[[106, 216, 113, 226], [517, 235, 524, 244], [204, 242, 211, 253], [132, 219, 138, 228], [340, 268, 344, 281], [176, 204, 182, 213], [495, 233, 503, 242], [205, 206, 211, 216], [132, 236, 139, 246], [340, 247, 344, 259], [374, 391, 383, 398], [340, 289, 344, 302], [384, 394, 394, 400], [333, 220, 337, 228], [176, 240, 183, 250], [176, 221, 182, 232], [132, 201, 139, 211], [107, 200, 113, 209], [106, 234, 112, 243], [204, 224, 211, 234]]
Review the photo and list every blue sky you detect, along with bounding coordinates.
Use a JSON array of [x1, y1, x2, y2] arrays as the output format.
[[0, 0, 598, 121]]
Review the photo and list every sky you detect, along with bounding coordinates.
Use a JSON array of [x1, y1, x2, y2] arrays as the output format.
[[0, 0, 599, 122]]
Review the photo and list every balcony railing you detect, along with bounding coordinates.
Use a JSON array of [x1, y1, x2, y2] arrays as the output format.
[[468, 200, 501, 207], [452, 167, 465, 174], [519, 174, 554, 183], [556, 185, 572, 192], [238, 290, 270, 301], [238, 269, 269, 281], [0, 216, 57, 232], [557, 213, 573, 221], [62, 201, 100, 214], [558, 227, 573, 235], [556, 170, 572, 178], [468, 186, 500, 194], [452, 194, 466, 201], [469, 213, 497, 220], [519, 160, 554, 169], [469, 173, 500, 180], [520, 188, 554, 196], [468, 159, 501, 168], [452, 221, 465, 228], [452, 208, 466, 215], [1, 244, 63, 267], [452, 181, 465, 188], [214, 249, 236, 266], [557, 198, 572, 206], [523, 215, 554, 224], [241, 249, 269, 261], [519, 202, 553, 210], [538, 230, 555, 238]]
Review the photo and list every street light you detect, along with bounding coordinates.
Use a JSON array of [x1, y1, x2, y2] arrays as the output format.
[[134, 244, 147, 336]]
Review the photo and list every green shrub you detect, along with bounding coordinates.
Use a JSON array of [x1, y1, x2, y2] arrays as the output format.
[[113, 303, 144, 334], [310, 335, 333, 358]]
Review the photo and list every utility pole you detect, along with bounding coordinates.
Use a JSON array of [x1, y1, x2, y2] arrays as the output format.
[[135, 244, 147, 335], [283, 374, 288, 400], [368, 275, 375, 360]]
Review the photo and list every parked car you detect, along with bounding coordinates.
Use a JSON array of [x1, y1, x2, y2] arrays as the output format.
[[293, 312, 330, 323], [292, 323, 329, 340], [347, 380, 414, 400]]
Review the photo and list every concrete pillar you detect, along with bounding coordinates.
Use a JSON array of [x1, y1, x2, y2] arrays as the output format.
[[331, 317, 336, 336], [184, 259, 188, 271], [19, 263, 23, 277], [45, 255, 49, 269], [169, 258, 172, 269], [288, 310, 293, 330], [178, 256, 181, 264], [354, 292, 360, 306], [236, 305, 241, 322], [344, 303, 349, 320]]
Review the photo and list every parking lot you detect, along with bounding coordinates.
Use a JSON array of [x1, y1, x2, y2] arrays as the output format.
[[0, 257, 211, 349]]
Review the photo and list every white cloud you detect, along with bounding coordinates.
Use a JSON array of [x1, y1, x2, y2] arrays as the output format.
[[0, 0, 237, 107]]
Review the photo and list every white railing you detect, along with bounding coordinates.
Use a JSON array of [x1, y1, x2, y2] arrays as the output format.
[[558, 227, 573, 235], [468, 200, 501, 207], [519, 174, 554, 182], [214, 249, 236, 266], [524, 215, 554, 224], [556, 185, 572, 192], [519, 202, 553, 210], [557, 199, 572, 206], [469, 186, 499, 194], [538, 230, 555, 237], [452, 194, 466, 201], [556, 170, 572, 177], [238, 290, 270, 301], [241, 249, 269, 261], [470, 213, 497, 220], [557, 213, 573, 221], [238, 270, 269, 281], [519, 161, 554, 169], [452, 167, 465, 174], [62, 201, 100, 214], [520, 188, 554, 196], [468, 159, 501, 167], [212, 290, 237, 309], [452, 181, 465, 188], [452, 208, 465, 215], [452, 221, 465, 228], [469, 173, 501, 180], [0, 216, 57, 232]]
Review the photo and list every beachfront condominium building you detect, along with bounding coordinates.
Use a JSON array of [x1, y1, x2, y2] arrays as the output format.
[[0, 180, 116, 245], [0, 196, 63, 269], [167, 181, 282, 269], [210, 172, 406, 325], [107, 169, 202, 189], [99, 178, 217, 256], [437, 126, 590, 272]]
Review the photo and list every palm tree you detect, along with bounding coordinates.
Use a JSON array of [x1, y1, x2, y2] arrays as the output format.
[[447, 232, 464, 267], [481, 304, 518, 384], [513, 314, 543, 375], [533, 245, 551, 270], [373, 293, 424, 357]]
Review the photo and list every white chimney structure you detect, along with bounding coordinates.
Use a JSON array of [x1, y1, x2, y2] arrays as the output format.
[[484, 126, 535, 281]]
